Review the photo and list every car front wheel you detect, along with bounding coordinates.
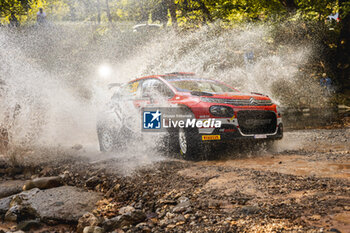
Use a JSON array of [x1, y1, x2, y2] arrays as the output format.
[[97, 126, 117, 152], [178, 128, 208, 160]]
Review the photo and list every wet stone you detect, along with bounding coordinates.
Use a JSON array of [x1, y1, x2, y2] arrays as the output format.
[[83, 226, 105, 233], [0, 195, 12, 217], [0, 180, 26, 198], [172, 200, 191, 213], [23, 176, 63, 191], [16, 219, 42, 231], [77, 212, 101, 233]]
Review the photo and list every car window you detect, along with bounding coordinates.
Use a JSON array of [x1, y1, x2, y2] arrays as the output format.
[[111, 80, 142, 100], [168, 79, 235, 93], [142, 79, 174, 99]]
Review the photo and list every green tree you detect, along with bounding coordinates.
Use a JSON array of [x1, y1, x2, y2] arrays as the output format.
[[0, 0, 37, 24]]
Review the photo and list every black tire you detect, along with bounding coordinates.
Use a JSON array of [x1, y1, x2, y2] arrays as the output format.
[[161, 129, 180, 157], [178, 128, 209, 160], [97, 125, 117, 152]]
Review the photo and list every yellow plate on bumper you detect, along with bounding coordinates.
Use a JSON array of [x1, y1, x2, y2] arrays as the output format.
[[202, 135, 221, 141]]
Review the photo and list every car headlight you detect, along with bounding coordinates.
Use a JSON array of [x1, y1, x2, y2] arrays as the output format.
[[209, 105, 234, 117]]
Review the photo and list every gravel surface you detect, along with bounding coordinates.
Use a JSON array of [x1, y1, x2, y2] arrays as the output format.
[[0, 128, 349, 232]]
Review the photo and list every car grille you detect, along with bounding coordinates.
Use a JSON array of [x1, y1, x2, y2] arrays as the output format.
[[224, 99, 272, 106], [237, 110, 277, 134], [201, 97, 272, 106]]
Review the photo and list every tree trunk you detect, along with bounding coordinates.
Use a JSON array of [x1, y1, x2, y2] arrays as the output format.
[[196, 0, 213, 22], [97, 0, 101, 24], [105, 0, 112, 23], [167, 0, 177, 27]]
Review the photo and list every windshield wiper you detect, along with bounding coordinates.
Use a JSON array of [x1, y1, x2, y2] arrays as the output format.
[[191, 91, 213, 96]]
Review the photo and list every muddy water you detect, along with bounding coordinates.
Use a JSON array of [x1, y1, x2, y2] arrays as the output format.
[[177, 128, 350, 232], [201, 155, 350, 179], [198, 128, 350, 179]]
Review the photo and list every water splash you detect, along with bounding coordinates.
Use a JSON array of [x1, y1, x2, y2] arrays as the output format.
[[0, 22, 326, 151]]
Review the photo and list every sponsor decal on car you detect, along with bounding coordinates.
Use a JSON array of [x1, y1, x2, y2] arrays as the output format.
[[202, 135, 221, 140]]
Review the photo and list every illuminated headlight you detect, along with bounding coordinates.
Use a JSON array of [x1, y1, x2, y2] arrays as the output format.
[[209, 105, 234, 117]]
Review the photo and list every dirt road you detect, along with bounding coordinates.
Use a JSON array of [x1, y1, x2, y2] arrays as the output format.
[[0, 128, 349, 232]]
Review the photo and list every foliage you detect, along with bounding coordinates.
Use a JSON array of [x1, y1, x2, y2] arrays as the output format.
[[0, 0, 34, 17], [0, 0, 349, 92], [0, 0, 348, 26]]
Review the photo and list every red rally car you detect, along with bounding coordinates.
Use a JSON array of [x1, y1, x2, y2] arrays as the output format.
[[97, 72, 283, 160]]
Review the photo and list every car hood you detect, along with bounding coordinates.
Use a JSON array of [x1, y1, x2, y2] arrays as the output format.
[[202, 92, 271, 100]]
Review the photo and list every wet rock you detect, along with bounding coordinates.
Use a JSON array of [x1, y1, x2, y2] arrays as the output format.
[[103, 209, 146, 231], [0, 195, 12, 217], [17, 219, 42, 231], [3, 186, 101, 223], [28, 186, 102, 222], [239, 205, 260, 215], [77, 212, 102, 233], [105, 184, 120, 198], [23, 176, 63, 191], [59, 170, 70, 180], [0, 180, 26, 198], [178, 196, 189, 203], [83, 226, 105, 233], [85, 176, 100, 188], [329, 228, 342, 233], [119, 206, 135, 215], [3, 167, 24, 176], [135, 222, 151, 232], [172, 200, 191, 213], [5, 206, 19, 221], [5, 189, 39, 221]]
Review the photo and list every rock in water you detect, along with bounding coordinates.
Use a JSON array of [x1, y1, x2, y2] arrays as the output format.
[[23, 176, 63, 191]]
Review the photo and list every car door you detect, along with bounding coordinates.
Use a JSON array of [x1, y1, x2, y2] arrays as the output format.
[[110, 80, 143, 132]]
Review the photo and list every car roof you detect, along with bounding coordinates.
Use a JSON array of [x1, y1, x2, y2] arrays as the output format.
[[131, 72, 204, 82]]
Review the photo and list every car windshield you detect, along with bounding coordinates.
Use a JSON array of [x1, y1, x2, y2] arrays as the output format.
[[168, 79, 236, 93]]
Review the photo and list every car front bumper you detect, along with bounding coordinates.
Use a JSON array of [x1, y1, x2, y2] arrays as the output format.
[[198, 120, 283, 142]]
